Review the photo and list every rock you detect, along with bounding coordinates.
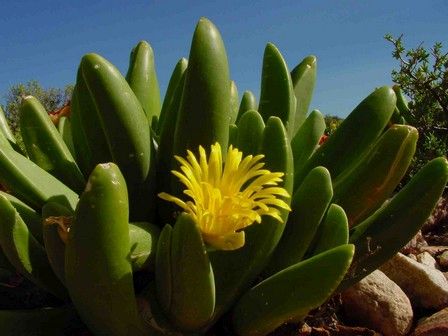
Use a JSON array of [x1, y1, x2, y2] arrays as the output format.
[[401, 230, 428, 255], [341, 270, 413, 336], [416, 252, 439, 269], [297, 323, 313, 335], [438, 250, 448, 269], [411, 307, 448, 336], [380, 253, 448, 309], [422, 196, 448, 233], [419, 246, 448, 257]]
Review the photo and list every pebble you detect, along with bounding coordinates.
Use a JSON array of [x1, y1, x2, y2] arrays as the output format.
[[380, 253, 448, 309], [438, 250, 448, 269], [411, 307, 448, 336], [416, 251, 439, 269], [341, 270, 413, 336]]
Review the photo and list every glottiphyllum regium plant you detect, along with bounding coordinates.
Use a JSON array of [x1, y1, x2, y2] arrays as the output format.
[[0, 17, 446, 336]]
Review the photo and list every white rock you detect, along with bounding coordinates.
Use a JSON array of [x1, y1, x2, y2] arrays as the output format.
[[380, 253, 448, 309], [416, 251, 439, 269], [341, 270, 413, 336]]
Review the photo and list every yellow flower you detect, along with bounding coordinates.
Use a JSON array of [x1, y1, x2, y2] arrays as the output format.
[[158, 142, 291, 251]]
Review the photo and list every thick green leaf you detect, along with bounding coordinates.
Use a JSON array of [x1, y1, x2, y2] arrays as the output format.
[[339, 157, 448, 291], [291, 109, 326, 189], [155, 224, 173, 314], [290, 55, 317, 134], [232, 244, 354, 336], [169, 214, 215, 331], [81, 53, 154, 221], [129, 221, 160, 272], [0, 195, 67, 300], [229, 80, 239, 124], [333, 124, 417, 226], [0, 145, 78, 211], [258, 43, 296, 138], [0, 191, 43, 244], [80, 53, 151, 186], [265, 166, 332, 276], [0, 105, 21, 153], [65, 163, 145, 335], [70, 74, 112, 177], [42, 201, 73, 285], [308, 204, 349, 256], [57, 116, 76, 159], [126, 40, 161, 126], [158, 58, 188, 135], [19, 96, 85, 192], [173, 17, 230, 158], [236, 90, 257, 122], [295, 86, 396, 186], [235, 110, 265, 155]]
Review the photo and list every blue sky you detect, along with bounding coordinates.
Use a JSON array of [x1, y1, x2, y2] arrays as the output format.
[[0, 0, 447, 117]]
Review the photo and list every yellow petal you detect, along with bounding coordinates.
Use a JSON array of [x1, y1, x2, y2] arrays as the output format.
[[158, 142, 291, 251]]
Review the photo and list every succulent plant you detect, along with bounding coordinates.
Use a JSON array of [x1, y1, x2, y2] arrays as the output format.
[[0, 17, 446, 336]]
